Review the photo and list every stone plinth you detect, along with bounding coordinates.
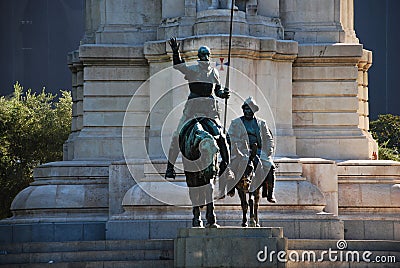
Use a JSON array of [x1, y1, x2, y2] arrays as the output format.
[[69, 44, 149, 161], [8, 161, 110, 223], [337, 160, 400, 240], [107, 158, 344, 240], [175, 227, 287, 268], [0, 161, 110, 243]]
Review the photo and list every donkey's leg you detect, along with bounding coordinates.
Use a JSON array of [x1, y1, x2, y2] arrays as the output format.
[[249, 193, 257, 227], [254, 189, 261, 227], [192, 206, 203, 227], [237, 189, 248, 227], [266, 167, 277, 203]]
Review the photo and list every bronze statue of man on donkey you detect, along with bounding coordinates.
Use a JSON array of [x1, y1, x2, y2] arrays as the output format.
[[228, 97, 277, 227], [229, 97, 277, 203]]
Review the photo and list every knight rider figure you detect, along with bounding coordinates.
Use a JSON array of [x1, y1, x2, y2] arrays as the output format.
[[165, 38, 232, 184]]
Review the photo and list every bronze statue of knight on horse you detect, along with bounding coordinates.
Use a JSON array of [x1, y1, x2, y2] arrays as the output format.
[[165, 38, 234, 228]]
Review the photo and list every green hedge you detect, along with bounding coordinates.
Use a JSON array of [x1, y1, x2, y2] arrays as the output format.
[[370, 114, 400, 161], [0, 82, 72, 219]]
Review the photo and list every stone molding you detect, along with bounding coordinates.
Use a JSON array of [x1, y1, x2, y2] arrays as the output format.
[[78, 45, 147, 66], [7, 161, 110, 224], [145, 35, 298, 63]]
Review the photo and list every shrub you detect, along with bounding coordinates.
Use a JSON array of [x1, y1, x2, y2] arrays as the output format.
[[0, 82, 72, 219], [370, 114, 400, 161]]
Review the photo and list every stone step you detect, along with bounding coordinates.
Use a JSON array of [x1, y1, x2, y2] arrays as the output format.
[[0, 260, 174, 268], [0, 249, 173, 264], [0, 239, 174, 254]]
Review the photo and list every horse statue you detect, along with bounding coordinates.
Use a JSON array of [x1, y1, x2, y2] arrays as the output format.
[[229, 143, 263, 227], [179, 117, 222, 228]]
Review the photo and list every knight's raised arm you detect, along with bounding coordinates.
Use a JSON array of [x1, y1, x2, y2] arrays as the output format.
[[168, 37, 185, 65]]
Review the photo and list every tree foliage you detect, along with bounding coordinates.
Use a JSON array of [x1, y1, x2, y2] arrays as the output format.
[[370, 114, 400, 161], [0, 82, 72, 219]]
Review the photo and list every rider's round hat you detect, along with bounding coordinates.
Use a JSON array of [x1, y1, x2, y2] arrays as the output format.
[[241, 96, 259, 113]]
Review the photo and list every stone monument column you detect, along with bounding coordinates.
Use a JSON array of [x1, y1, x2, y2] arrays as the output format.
[[280, 0, 377, 159]]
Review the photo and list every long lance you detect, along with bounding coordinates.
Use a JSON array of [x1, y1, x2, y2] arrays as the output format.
[[223, 0, 235, 133]]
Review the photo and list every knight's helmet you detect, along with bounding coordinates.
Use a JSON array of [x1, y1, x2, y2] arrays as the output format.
[[241, 97, 260, 113], [197, 46, 211, 59]]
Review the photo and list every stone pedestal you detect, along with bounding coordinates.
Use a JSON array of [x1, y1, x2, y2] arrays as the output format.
[[175, 227, 287, 268], [106, 158, 344, 240], [8, 161, 110, 223], [0, 161, 110, 243], [337, 160, 400, 240]]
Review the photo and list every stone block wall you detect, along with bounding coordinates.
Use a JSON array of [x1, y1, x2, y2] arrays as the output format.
[[293, 44, 376, 159], [280, 0, 358, 43], [338, 160, 400, 240], [64, 45, 150, 161]]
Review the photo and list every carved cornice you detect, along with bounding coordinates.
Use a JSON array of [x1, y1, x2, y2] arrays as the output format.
[[357, 49, 372, 71], [294, 44, 364, 67], [78, 45, 148, 66], [144, 35, 298, 63]]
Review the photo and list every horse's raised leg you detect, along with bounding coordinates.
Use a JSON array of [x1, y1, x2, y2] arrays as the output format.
[[238, 189, 248, 227], [192, 206, 203, 227], [249, 194, 257, 227], [254, 189, 261, 227]]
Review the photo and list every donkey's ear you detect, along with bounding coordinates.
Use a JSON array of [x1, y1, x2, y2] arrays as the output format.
[[244, 140, 250, 151], [233, 143, 244, 157]]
